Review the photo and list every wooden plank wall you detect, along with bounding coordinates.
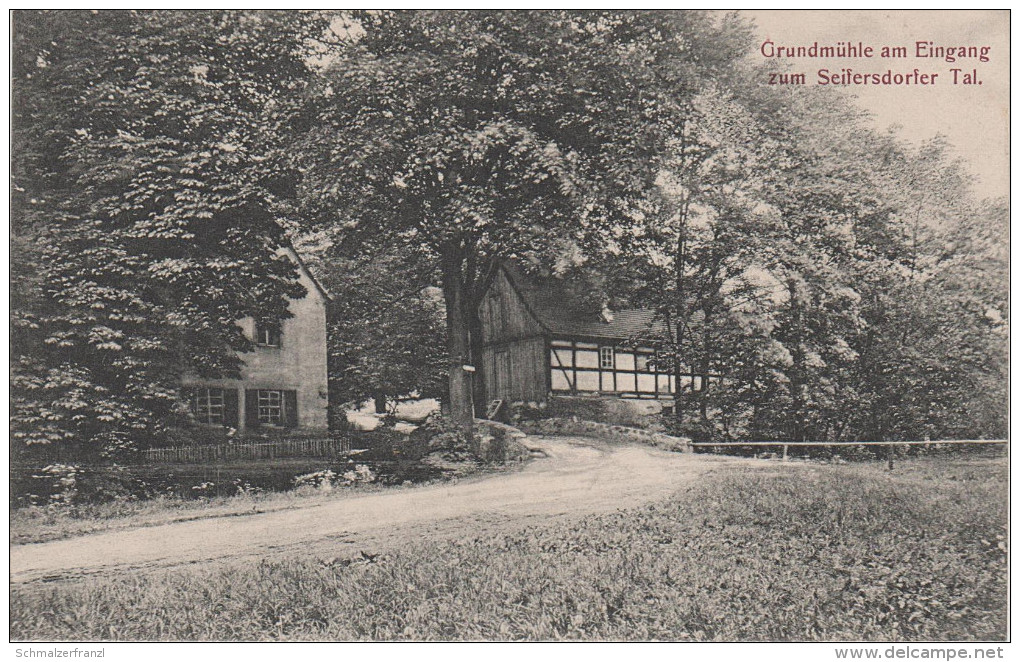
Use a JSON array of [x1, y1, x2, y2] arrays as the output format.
[[479, 269, 544, 345], [482, 337, 547, 403]]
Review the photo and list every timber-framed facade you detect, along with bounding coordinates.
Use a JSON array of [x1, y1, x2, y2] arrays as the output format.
[[478, 262, 705, 404]]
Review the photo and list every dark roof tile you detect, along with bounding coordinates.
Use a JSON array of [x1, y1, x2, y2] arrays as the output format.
[[500, 262, 670, 343]]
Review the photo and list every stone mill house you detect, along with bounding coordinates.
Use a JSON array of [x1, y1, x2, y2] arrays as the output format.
[[179, 247, 330, 434]]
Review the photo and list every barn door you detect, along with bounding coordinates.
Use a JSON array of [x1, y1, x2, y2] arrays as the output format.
[[495, 350, 511, 399]]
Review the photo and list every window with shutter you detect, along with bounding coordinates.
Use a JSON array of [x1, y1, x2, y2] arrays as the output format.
[[190, 387, 225, 424], [242, 389, 298, 427], [257, 389, 284, 424]]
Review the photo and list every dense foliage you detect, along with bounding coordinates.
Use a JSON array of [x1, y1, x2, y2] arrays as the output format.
[[298, 238, 447, 412], [291, 10, 754, 432], [10, 10, 1007, 457], [596, 76, 1007, 442], [11, 11, 329, 456]]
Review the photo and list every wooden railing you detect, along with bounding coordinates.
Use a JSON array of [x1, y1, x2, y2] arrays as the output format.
[[690, 439, 1008, 468], [140, 436, 351, 464]]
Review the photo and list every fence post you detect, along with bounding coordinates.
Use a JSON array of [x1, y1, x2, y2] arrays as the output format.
[[886, 444, 894, 470], [782, 444, 789, 462]]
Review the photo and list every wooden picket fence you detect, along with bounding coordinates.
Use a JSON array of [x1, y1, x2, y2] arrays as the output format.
[[140, 436, 351, 464]]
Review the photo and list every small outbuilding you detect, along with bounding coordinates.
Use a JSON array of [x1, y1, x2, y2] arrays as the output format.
[[477, 262, 705, 406]]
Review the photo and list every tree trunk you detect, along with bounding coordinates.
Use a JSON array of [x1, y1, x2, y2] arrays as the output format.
[[673, 336, 685, 426], [698, 301, 713, 425], [441, 246, 475, 438], [672, 118, 692, 427], [373, 393, 387, 415], [468, 301, 486, 416], [787, 278, 806, 442], [673, 220, 688, 426], [698, 361, 710, 423]]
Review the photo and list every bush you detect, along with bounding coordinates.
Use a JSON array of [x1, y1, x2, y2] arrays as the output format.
[[344, 421, 468, 483], [408, 413, 479, 461], [293, 464, 376, 492], [15, 464, 147, 509], [480, 428, 508, 464]]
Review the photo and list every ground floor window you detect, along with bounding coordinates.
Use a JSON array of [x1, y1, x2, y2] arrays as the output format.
[[257, 389, 284, 424], [186, 387, 238, 427], [245, 389, 298, 428], [191, 388, 225, 424]]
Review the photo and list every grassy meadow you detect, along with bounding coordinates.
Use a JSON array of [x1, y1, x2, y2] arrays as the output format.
[[10, 456, 1007, 642]]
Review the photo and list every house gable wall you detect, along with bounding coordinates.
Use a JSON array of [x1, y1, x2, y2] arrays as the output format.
[[478, 267, 548, 403], [182, 249, 329, 431]]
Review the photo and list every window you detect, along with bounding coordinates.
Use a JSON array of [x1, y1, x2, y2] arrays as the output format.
[[257, 389, 284, 425], [255, 320, 281, 347], [599, 346, 615, 369], [245, 389, 296, 428], [191, 388, 225, 424]]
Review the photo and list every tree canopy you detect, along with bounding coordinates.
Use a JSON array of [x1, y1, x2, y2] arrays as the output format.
[[10, 10, 1007, 457], [11, 10, 329, 456], [292, 10, 755, 433]]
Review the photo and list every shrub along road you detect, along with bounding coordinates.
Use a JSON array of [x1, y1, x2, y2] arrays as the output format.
[[10, 437, 751, 584]]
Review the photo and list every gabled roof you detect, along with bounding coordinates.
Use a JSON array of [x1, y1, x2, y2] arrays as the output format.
[[283, 244, 331, 302], [497, 261, 670, 344]]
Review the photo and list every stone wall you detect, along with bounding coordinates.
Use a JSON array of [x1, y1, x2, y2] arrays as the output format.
[[513, 395, 670, 431], [474, 418, 533, 463], [516, 417, 691, 453]]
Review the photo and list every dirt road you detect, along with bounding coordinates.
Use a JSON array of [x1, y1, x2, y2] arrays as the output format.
[[10, 437, 747, 584]]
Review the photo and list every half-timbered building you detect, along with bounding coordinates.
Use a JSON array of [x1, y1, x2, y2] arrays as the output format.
[[478, 262, 705, 405]]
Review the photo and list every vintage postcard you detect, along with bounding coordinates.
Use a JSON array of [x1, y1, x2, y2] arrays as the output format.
[[8, 9, 1009, 655]]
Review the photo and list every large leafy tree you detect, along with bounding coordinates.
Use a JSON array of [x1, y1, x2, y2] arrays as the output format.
[[294, 10, 752, 434], [11, 10, 328, 457], [620, 80, 779, 430], [298, 235, 448, 416], [599, 56, 804, 434], [846, 139, 1009, 441], [618, 64, 1007, 443]]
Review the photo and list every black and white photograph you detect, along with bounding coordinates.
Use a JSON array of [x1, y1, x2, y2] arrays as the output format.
[[8, 9, 1010, 652]]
